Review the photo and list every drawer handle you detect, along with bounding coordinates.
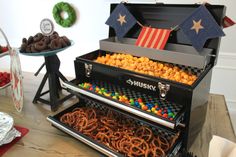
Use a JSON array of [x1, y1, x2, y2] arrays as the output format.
[[158, 82, 170, 100], [85, 63, 92, 77]]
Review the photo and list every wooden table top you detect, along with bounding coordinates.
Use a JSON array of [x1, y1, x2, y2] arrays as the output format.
[[0, 72, 235, 157]]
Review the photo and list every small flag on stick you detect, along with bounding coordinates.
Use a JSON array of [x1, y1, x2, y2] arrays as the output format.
[[223, 16, 236, 28], [135, 27, 171, 50], [105, 3, 137, 39]]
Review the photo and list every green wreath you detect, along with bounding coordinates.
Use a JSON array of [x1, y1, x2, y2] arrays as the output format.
[[52, 2, 76, 27]]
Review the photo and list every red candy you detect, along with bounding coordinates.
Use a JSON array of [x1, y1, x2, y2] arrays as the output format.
[[137, 98, 143, 103], [142, 105, 148, 111], [163, 113, 168, 118], [156, 112, 162, 116]]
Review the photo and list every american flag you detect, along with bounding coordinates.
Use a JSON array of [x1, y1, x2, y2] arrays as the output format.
[[223, 16, 235, 28], [135, 27, 171, 50]]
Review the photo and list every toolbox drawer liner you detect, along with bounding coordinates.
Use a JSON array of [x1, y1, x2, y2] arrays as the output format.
[[47, 95, 182, 157]]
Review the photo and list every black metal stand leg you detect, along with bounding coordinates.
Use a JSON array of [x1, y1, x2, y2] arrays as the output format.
[[56, 76, 62, 91], [33, 73, 48, 103], [48, 73, 59, 111], [34, 63, 45, 76], [32, 55, 74, 111]]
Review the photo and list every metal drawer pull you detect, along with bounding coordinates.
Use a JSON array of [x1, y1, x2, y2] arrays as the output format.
[[178, 123, 186, 128], [85, 63, 92, 77], [158, 82, 170, 100]]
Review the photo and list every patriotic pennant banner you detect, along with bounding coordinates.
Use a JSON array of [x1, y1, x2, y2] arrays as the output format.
[[135, 27, 171, 50], [204, 2, 235, 29], [105, 3, 230, 52], [179, 5, 225, 52], [223, 16, 236, 28], [105, 3, 137, 39]]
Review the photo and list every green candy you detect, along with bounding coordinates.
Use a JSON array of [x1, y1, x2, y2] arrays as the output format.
[[130, 102, 135, 106], [130, 98, 134, 102]]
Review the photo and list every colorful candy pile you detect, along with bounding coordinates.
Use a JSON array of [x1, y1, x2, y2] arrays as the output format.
[[79, 82, 176, 121]]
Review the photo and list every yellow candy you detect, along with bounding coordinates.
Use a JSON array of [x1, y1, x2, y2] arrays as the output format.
[[103, 92, 111, 97], [140, 102, 145, 106], [151, 107, 156, 112]]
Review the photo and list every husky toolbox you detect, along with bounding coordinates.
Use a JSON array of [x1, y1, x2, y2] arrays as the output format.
[[48, 3, 225, 156]]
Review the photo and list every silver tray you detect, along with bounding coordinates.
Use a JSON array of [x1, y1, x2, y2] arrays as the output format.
[[0, 112, 13, 142], [0, 112, 21, 146]]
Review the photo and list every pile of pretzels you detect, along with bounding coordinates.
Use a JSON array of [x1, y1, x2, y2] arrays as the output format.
[[60, 107, 180, 157]]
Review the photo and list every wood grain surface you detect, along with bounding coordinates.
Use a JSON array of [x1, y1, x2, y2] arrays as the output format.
[[0, 72, 235, 157]]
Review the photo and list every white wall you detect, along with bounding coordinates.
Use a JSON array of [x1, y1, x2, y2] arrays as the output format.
[[210, 0, 236, 110], [0, 0, 235, 106], [0, 0, 110, 77]]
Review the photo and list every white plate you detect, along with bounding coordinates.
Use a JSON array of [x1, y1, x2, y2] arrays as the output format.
[[0, 112, 14, 143]]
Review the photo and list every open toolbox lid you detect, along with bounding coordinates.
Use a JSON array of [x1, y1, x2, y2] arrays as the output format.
[[103, 3, 226, 69]]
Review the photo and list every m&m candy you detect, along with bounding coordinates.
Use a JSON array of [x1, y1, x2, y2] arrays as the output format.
[[78, 82, 176, 121]]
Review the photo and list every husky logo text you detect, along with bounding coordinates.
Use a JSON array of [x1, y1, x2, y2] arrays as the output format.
[[126, 79, 157, 91]]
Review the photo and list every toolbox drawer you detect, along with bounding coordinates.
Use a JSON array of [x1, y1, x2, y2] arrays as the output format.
[[47, 95, 182, 157], [62, 79, 185, 129]]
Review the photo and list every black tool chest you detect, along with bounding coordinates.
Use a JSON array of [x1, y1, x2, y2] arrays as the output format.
[[47, 3, 225, 157]]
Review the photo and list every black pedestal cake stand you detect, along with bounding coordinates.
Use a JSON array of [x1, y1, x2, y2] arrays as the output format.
[[20, 44, 74, 111]]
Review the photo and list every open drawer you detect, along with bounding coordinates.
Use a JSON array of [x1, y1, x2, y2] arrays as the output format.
[[47, 95, 182, 157], [62, 78, 185, 129]]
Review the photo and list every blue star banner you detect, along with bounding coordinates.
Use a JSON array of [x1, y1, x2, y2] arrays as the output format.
[[105, 3, 137, 39], [179, 5, 225, 52]]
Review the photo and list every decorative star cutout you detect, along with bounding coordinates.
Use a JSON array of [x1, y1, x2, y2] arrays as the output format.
[[191, 19, 204, 34], [117, 14, 127, 26]]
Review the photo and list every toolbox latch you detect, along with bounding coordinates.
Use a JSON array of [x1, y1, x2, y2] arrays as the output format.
[[158, 82, 170, 100], [85, 63, 92, 78]]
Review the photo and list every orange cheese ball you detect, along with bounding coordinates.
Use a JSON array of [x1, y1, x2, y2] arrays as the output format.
[[95, 53, 197, 85]]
